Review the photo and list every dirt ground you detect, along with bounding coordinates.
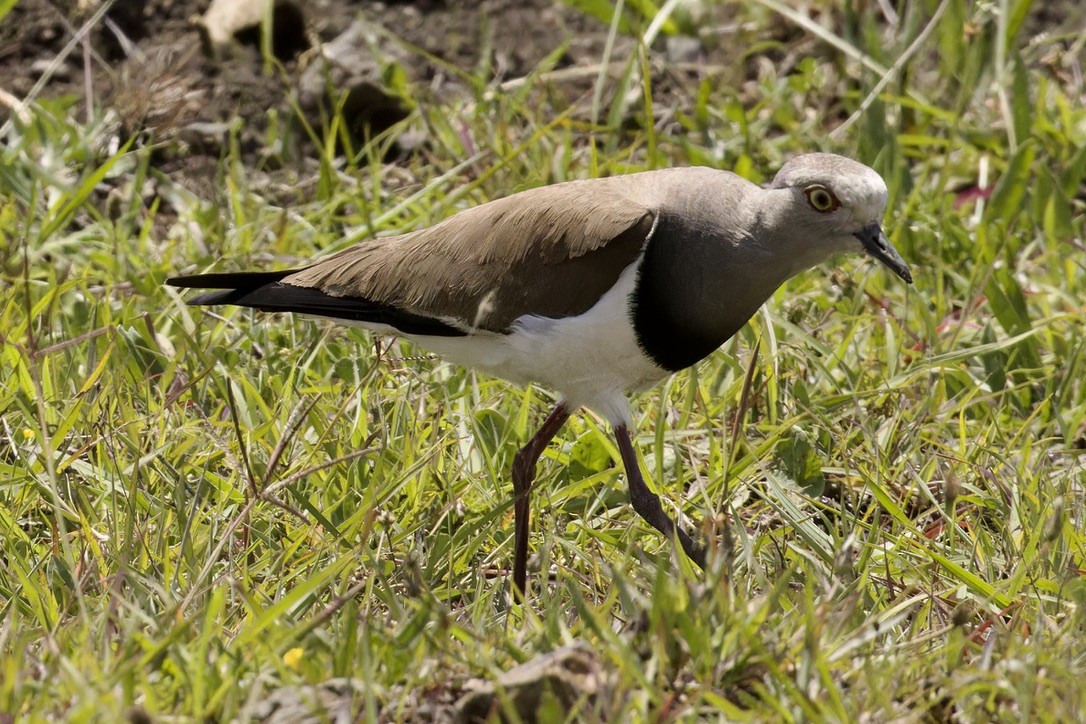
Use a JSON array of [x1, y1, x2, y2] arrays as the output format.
[[1, 0, 1082, 202], [0, 0, 756, 196]]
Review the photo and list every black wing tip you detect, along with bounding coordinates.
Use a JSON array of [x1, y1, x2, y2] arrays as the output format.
[[166, 269, 301, 308], [168, 271, 467, 337], [184, 289, 241, 306], [165, 269, 299, 290]]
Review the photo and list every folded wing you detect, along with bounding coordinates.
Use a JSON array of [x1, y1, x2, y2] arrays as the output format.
[[169, 181, 656, 336]]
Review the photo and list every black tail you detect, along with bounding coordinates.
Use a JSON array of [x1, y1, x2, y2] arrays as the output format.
[[165, 270, 465, 337]]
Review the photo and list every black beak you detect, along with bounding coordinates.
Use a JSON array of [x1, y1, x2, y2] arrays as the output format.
[[855, 223, 912, 284]]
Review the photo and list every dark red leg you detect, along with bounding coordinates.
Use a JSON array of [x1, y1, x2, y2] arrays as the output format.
[[614, 424, 707, 569], [511, 403, 570, 597]]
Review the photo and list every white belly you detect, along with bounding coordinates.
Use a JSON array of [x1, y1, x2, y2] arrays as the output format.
[[381, 264, 666, 425]]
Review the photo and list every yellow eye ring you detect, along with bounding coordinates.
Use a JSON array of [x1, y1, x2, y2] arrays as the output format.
[[804, 185, 840, 213]]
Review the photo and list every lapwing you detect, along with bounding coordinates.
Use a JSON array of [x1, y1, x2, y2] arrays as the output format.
[[167, 153, 912, 595]]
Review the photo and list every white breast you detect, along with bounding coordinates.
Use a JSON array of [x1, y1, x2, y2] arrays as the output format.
[[378, 263, 667, 426]]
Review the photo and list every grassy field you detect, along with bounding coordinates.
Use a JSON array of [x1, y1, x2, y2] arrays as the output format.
[[2, 0, 1085, 720]]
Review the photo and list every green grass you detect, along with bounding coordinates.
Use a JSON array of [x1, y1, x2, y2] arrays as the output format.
[[2, 0, 1085, 720]]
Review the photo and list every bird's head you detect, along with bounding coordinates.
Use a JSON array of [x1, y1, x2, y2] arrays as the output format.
[[769, 153, 913, 284]]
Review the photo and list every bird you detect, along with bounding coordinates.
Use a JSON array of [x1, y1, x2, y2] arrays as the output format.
[[167, 153, 912, 596]]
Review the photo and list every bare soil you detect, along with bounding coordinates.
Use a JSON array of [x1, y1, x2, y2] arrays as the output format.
[[1, 0, 1081, 203], [0, 1, 741, 185]]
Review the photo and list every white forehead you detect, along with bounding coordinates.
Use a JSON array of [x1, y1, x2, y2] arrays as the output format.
[[828, 169, 888, 220], [772, 153, 889, 221]]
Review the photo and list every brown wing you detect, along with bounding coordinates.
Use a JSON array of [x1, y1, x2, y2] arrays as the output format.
[[283, 182, 655, 331]]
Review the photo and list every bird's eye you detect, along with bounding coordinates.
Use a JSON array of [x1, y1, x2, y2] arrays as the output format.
[[804, 185, 840, 213]]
